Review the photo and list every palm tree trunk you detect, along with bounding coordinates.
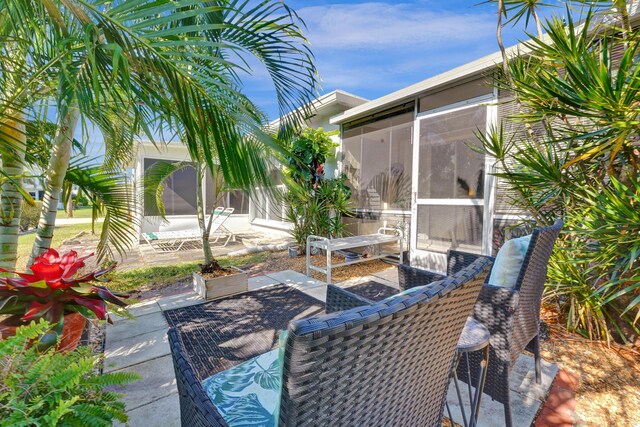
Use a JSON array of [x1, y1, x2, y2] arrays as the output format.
[[0, 111, 27, 271], [196, 166, 214, 265], [28, 108, 80, 265], [65, 183, 74, 218]]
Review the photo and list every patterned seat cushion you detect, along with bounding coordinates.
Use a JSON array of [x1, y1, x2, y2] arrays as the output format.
[[202, 333, 286, 427]]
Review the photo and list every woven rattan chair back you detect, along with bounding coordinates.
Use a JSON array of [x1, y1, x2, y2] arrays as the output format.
[[458, 219, 563, 427], [278, 257, 492, 427], [509, 219, 563, 364]]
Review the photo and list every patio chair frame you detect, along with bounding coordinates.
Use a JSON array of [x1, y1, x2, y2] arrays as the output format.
[[458, 219, 563, 427], [168, 257, 492, 427], [327, 219, 562, 427]]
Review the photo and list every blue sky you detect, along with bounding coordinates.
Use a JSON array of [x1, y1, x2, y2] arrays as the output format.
[[242, 0, 567, 119], [84, 0, 572, 156]]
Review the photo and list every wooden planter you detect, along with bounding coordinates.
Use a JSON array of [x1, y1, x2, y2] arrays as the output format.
[[193, 267, 248, 300]]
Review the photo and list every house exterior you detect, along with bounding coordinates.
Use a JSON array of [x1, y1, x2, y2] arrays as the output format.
[[330, 47, 528, 272], [134, 36, 540, 273], [133, 90, 368, 238]]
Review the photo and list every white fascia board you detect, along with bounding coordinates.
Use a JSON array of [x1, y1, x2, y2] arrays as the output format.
[[329, 31, 562, 125], [269, 90, 369, 129]]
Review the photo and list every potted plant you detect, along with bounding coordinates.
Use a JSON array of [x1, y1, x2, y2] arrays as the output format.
[[0, 249, 129, 350], [192, 259, 248, 300], [0, 320, 139, 425]]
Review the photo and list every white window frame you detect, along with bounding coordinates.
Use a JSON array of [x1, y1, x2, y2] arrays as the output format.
[[410, 93, 496, 259]]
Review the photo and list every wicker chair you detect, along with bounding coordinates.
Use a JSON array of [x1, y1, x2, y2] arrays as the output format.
[[325, 250, 492, 313], [457, 219, 563, 427], [397, 249, 492, 291], [168, 257, 492, 426]]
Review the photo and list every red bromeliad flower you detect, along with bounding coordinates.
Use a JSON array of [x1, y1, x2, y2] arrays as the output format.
[[0, 249, 129, 326]]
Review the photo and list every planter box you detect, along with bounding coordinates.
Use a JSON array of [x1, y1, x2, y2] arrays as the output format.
[[193, 267, 248, 300]]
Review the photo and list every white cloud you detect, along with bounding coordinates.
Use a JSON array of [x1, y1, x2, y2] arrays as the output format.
[[241, 2, 506, 118], [298, 2, 495, 50]]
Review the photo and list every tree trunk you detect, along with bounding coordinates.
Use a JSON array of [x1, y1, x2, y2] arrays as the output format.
[[28, 108, 80, 265], [196, 166, 214, 265], [65, 186, 74, 218], [0, 111, 27, 271]]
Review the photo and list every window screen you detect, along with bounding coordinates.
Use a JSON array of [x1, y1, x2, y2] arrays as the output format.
[[341, 112, 413, 211], [143, 158, 198, 216], [416, 205, 483, 252]]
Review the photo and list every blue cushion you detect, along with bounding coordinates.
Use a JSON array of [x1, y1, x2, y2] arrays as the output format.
[[202, 348, 282, 427], [488, 235, 532, 288]]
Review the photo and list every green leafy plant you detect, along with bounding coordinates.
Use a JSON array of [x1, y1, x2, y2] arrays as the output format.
[[284, 128, 338, 187], [0, 320, 139, 426], [481, 4, 640, 342], [283, 128, 351, 250], [285, 177, 352, 249], [19, 201, 41, 232]]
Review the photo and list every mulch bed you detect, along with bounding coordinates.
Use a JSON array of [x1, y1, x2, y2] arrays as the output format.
[[163, 285, 324, 380], [539, 306, 640, 426]]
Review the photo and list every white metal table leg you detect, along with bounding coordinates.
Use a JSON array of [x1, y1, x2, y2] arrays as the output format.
[[326, 245, 332, 285]]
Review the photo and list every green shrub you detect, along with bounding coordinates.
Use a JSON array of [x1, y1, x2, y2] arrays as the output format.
[[283, 128, 351, 249], [0, 320, 139, 426], [20, 201, 41, 231], [481, 9, 640, 342]]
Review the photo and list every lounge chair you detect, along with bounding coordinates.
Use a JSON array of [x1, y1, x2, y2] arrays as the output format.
[[168, 257, 492, 426], [142, 207, 234, 252]]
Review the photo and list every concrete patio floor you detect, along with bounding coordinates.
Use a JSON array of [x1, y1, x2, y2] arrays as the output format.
[[107, 269, 558, 427]]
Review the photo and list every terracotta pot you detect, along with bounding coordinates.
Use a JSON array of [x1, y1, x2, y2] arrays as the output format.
[[0, 312, 87, 352], [58, 313, 87, 352]]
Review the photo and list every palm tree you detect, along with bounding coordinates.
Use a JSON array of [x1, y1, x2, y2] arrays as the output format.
[[0, 0, 317, 268], [0, 1, 52, 270]]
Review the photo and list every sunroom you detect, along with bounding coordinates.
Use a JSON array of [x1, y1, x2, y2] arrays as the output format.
[[331, 60, 524, 272]]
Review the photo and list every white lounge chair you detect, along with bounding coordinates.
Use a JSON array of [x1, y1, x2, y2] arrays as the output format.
[[208, 207, 235, 246], [142, 207, 234, 252]]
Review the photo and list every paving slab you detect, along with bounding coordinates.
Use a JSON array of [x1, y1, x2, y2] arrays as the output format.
[[111, 299, 161, 321], [446, 353, 557, 427], [119, 392, 180, 427], [446, 381, 542, 427], [299, 284, 328, 303], [114, 355, 177, 412], [248, 275, 281, 290], [370, 267, 399, 284], [264, 270, 325, 289], [104, 328, 170, 373], [106, 311, 168, 343], [158, 291, 203, 311], [510, 354, 558, 402]]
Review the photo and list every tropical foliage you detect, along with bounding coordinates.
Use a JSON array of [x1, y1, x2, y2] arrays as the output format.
[[0, 320, 138, 426], [283, 128, 351, 249], [0, 0, 318, 270], [0, 249, 129, 345], [483, 1, 640, 342]]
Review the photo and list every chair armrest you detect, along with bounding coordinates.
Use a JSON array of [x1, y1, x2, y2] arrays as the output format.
[[325, 284, 374, 313], [397, 263, 445, 291]]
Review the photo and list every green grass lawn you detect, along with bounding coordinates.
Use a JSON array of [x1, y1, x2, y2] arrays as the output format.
[[57, 207, 98, 219], [16, 222, 97, 270], [108, 251, 271, 294]]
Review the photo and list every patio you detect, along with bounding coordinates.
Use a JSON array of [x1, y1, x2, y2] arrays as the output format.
[[106, 268, 564, 427]]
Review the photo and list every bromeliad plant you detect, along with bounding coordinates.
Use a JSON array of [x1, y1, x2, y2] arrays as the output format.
[[0, 249, 129, 341]]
